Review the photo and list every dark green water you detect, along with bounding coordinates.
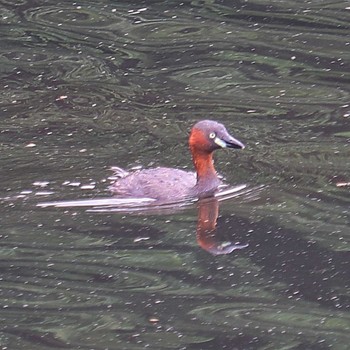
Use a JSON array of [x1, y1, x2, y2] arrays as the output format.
[[1, 1, 349, 349]]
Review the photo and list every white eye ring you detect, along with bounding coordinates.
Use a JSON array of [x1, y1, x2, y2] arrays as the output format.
[[209, 132, 216, 139]]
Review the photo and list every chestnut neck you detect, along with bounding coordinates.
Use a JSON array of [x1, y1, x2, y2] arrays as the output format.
[[188, 127, 221, 197], [190, 148, 218, 187]]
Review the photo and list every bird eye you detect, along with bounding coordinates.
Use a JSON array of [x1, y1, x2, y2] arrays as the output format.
[[209, 132, 216, 139]]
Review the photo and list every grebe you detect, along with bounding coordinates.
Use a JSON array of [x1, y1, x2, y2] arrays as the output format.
[[110, 120, 244, 201]]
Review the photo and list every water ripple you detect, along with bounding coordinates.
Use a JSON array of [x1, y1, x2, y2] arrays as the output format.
[[24, 5, 118, 29], [190, 301, 350, 345]]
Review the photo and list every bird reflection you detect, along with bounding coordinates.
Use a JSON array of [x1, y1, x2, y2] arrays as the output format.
[[196, 197, 248, 255], [37, 185, 257, 255]]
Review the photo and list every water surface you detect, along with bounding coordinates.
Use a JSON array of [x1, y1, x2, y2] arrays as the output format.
[[0, 0, 349, 349]]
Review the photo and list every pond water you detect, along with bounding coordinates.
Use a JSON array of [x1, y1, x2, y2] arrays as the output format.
[[1, 0, 349, 349]]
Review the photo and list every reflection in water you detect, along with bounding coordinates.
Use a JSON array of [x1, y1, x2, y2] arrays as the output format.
[[196, 197, 248, 255], [36, 184, 256, 254]]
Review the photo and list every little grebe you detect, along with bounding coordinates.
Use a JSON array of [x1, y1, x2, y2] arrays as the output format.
[[110, 120, 244, 201]]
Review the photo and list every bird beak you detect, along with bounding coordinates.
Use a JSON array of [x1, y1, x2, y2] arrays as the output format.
[[214, 135, 245, 149]]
